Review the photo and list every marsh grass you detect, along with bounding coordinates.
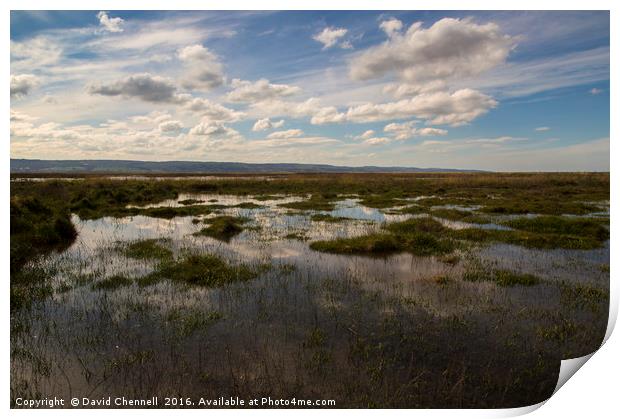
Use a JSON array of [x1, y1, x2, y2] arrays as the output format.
[[166, 308, 223, 338], [450, 228, 605, 250], [284, 232, 309, 241], [92, 275, 133, 291], [9, 173, 610, 408], [430, 208, 492, 224], [310, 234, 402, 254], [311, 214, 350, 223], [503, 216, 609, 240], [234, 202, 263, 209], [462, 268, 541, 287], [359, 194, 406, 208], [10, 266, 54, 312], [480, 199, 599, 216], [312, 214, 604, 258], [439, 254, 461, 265], [118, 238, 173, 261], [397, 205, 427, 214], [178, 199, 204, 205], [193, 215, 249, 241], [559, 282, 608, 312], [11, 196, 77, 271], [143, 254, 259, 287], [311, 217, 456, 256]]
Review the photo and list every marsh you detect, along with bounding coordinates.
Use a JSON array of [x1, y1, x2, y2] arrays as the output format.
[[10, 173, 609, 408]]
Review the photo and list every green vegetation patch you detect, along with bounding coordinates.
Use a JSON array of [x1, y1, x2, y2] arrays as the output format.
[[119, 238, 173, 261], [193, 215, 249, 241], [311, 214, 350, 223], [178, 198, 205, 205], [310, 233, 401, 255], [10, 266, 54, 312], [233, 202, 263, 209], [385, 217, 448, 235], [451, 227, 605, 250], [462, 269, 541, 287], [397, 205, 428, 215], [143, 254, 258, 287], [311, 218, 456, 256], [359, 194, 407, 209], [430, 208, 492, 224], [559, 282, 608, 312], [480, 198, 600, 216], [92, 275, 133, 291], [11, 197, 77, 271], [502, 216, 609, 241], [284, 232, 309, 241], [166, 308, 223, 337], [253, 194, 283, 201]]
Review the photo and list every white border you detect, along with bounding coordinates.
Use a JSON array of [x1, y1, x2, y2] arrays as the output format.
[[2, 1, 617, 418]]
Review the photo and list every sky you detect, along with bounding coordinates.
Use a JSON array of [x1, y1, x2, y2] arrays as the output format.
[[9, 10, 610, 171]]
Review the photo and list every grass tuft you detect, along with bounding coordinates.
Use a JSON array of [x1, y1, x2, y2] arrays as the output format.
[[142, 254, 259, 287], [92, 275, 133, 290], [119, 238, 173, 261], [462, 269, 541, 287], [311, 214, 350, 223], [193, 216, 248, 241]]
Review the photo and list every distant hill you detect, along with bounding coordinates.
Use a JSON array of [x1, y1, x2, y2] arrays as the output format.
[[10, 159, 483, 174]]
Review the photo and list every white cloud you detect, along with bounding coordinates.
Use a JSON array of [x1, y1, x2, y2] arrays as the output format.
[[345, 89, 497, 126], [10, 110, 39, 122], [183, 97, 245, 122], [363, 137, 392, 146], [382, 80, 447, 98], [87, 73, 184, 103], [89, 14, 234, 52], [355, 130, 375, 140], [177, 44, 225, 91], [148, 54, 172, 63], [313, 27, 348, 49], [418, 127, 449, 136], [535, 126, 550, 132], [457, 47, 609, 97], [379, 19, 403, 38], [350, 18, 515, 89], [384, 121, 448, 140], [253, 137, 341, 148], [590, 87, 603, 95], [159, 120, 183, 133], [252, 88, 494, 126], [248, 97, 333, 124], [10, 37, 63, 71], [252, 118, 285, 131], [465, 136, 520, 145], [130, 111, 172, 125], [225, 78, 301, 103], [267, 129, 304, 139], [10, 74, 40, 98], [310, 106, 346, 125], [42, 94, 58, 104], [97, 11, 124, 33], [418, 136, 524, 151], [188, 121, 241, 142]]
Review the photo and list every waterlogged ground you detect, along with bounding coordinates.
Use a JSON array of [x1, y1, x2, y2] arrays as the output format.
[[11, 180, 610, 408]]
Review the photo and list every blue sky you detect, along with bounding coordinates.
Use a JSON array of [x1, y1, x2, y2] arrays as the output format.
[[10, 10, 609, 170]]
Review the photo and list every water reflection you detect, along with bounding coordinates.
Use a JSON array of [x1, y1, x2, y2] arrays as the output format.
[[12, 193, 610, 405]]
